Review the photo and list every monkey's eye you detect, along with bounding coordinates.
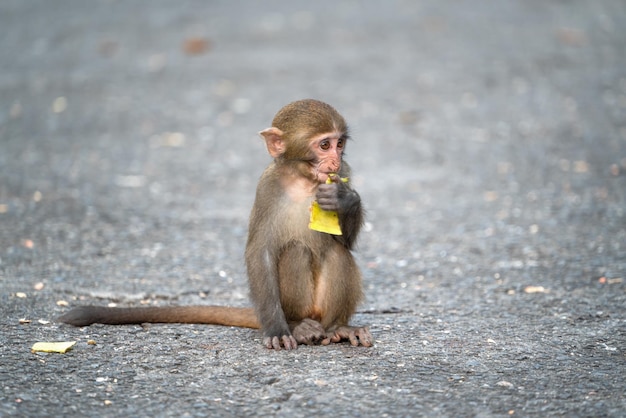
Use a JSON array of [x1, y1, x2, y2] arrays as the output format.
[[320, 140, 331, 150], [337, 139, 345, 149]]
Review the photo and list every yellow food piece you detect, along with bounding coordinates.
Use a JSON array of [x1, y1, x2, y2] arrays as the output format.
[[308, 175, 349, 235], [31, 341, 76, 353], [309, 201, 342, 235], [327, 174, 349, 185]]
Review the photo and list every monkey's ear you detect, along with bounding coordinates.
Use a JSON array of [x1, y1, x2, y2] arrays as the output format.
[[259, 127, 285, 158]]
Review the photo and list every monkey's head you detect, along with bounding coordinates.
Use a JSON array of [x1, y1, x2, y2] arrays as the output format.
[[260, 99, 349, 183]]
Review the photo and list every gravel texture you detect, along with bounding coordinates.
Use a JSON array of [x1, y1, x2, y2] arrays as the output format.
[[1, 1, 625, 416]]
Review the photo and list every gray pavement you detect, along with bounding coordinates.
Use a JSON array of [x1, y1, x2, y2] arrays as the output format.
[[1, 1, 625, 416]]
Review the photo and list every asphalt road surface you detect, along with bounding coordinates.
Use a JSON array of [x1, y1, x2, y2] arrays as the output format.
[[1, 1, 625, 416]]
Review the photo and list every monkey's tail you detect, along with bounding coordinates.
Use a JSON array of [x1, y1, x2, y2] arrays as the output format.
[[57, 305, 260, 329]]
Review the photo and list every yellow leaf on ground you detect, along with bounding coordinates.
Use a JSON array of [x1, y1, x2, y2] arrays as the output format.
[[31, 341, 76, 353], [524, 285, 549, 294]]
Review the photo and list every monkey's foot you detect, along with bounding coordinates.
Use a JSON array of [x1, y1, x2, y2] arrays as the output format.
[[322, 325, 373, 347], [290, 318, 326, 345]]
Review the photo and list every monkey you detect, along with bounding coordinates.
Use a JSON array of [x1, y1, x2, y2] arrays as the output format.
[[246, 99, 371, 350], [58, 99, 372, 350]]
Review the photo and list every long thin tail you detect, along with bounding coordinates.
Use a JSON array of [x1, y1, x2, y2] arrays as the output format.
[[57, 305, 260, 329]]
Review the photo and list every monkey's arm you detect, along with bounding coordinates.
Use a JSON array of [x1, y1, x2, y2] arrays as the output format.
[[245, 184, 299, 351], [315, 181, 363, 249]]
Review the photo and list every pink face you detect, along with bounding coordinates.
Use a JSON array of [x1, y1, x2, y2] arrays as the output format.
[[310, 131, 345, 183]]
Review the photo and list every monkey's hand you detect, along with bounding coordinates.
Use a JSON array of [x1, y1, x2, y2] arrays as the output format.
[[316, 176, 363, 249], [321, 325, 373, 347], [263, 333, 298, 350], [316, 176, 358, 213]]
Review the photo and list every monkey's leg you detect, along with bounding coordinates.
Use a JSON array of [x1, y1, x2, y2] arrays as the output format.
[[318, 245, 373, 347], [318, 244, 362, 327], [277, 243, 326, 345]]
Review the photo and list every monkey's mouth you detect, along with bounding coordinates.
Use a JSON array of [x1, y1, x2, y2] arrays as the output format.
[[316, 171, 337, 184]]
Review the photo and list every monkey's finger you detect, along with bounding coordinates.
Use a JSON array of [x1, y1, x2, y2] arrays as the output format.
[[264, 336, 280, 350], [347, 331, 360, 346], [264, 335, 291, 350], [321, 335, 339, 345], [316, 200, 339, 212], [316, 185, 337, 198], [282, 335, 298, 350], [316, 194, 335, 203], [318, 182, 338, 190], [274, 337, 285, 350], [357, 328, 374, 347], [347, 327, 372, 347], [320, 332, 338, 345]]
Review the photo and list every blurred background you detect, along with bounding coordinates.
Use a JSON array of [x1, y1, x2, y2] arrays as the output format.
[[2, 0, 624, 301], [1, 1, 625, 415]]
